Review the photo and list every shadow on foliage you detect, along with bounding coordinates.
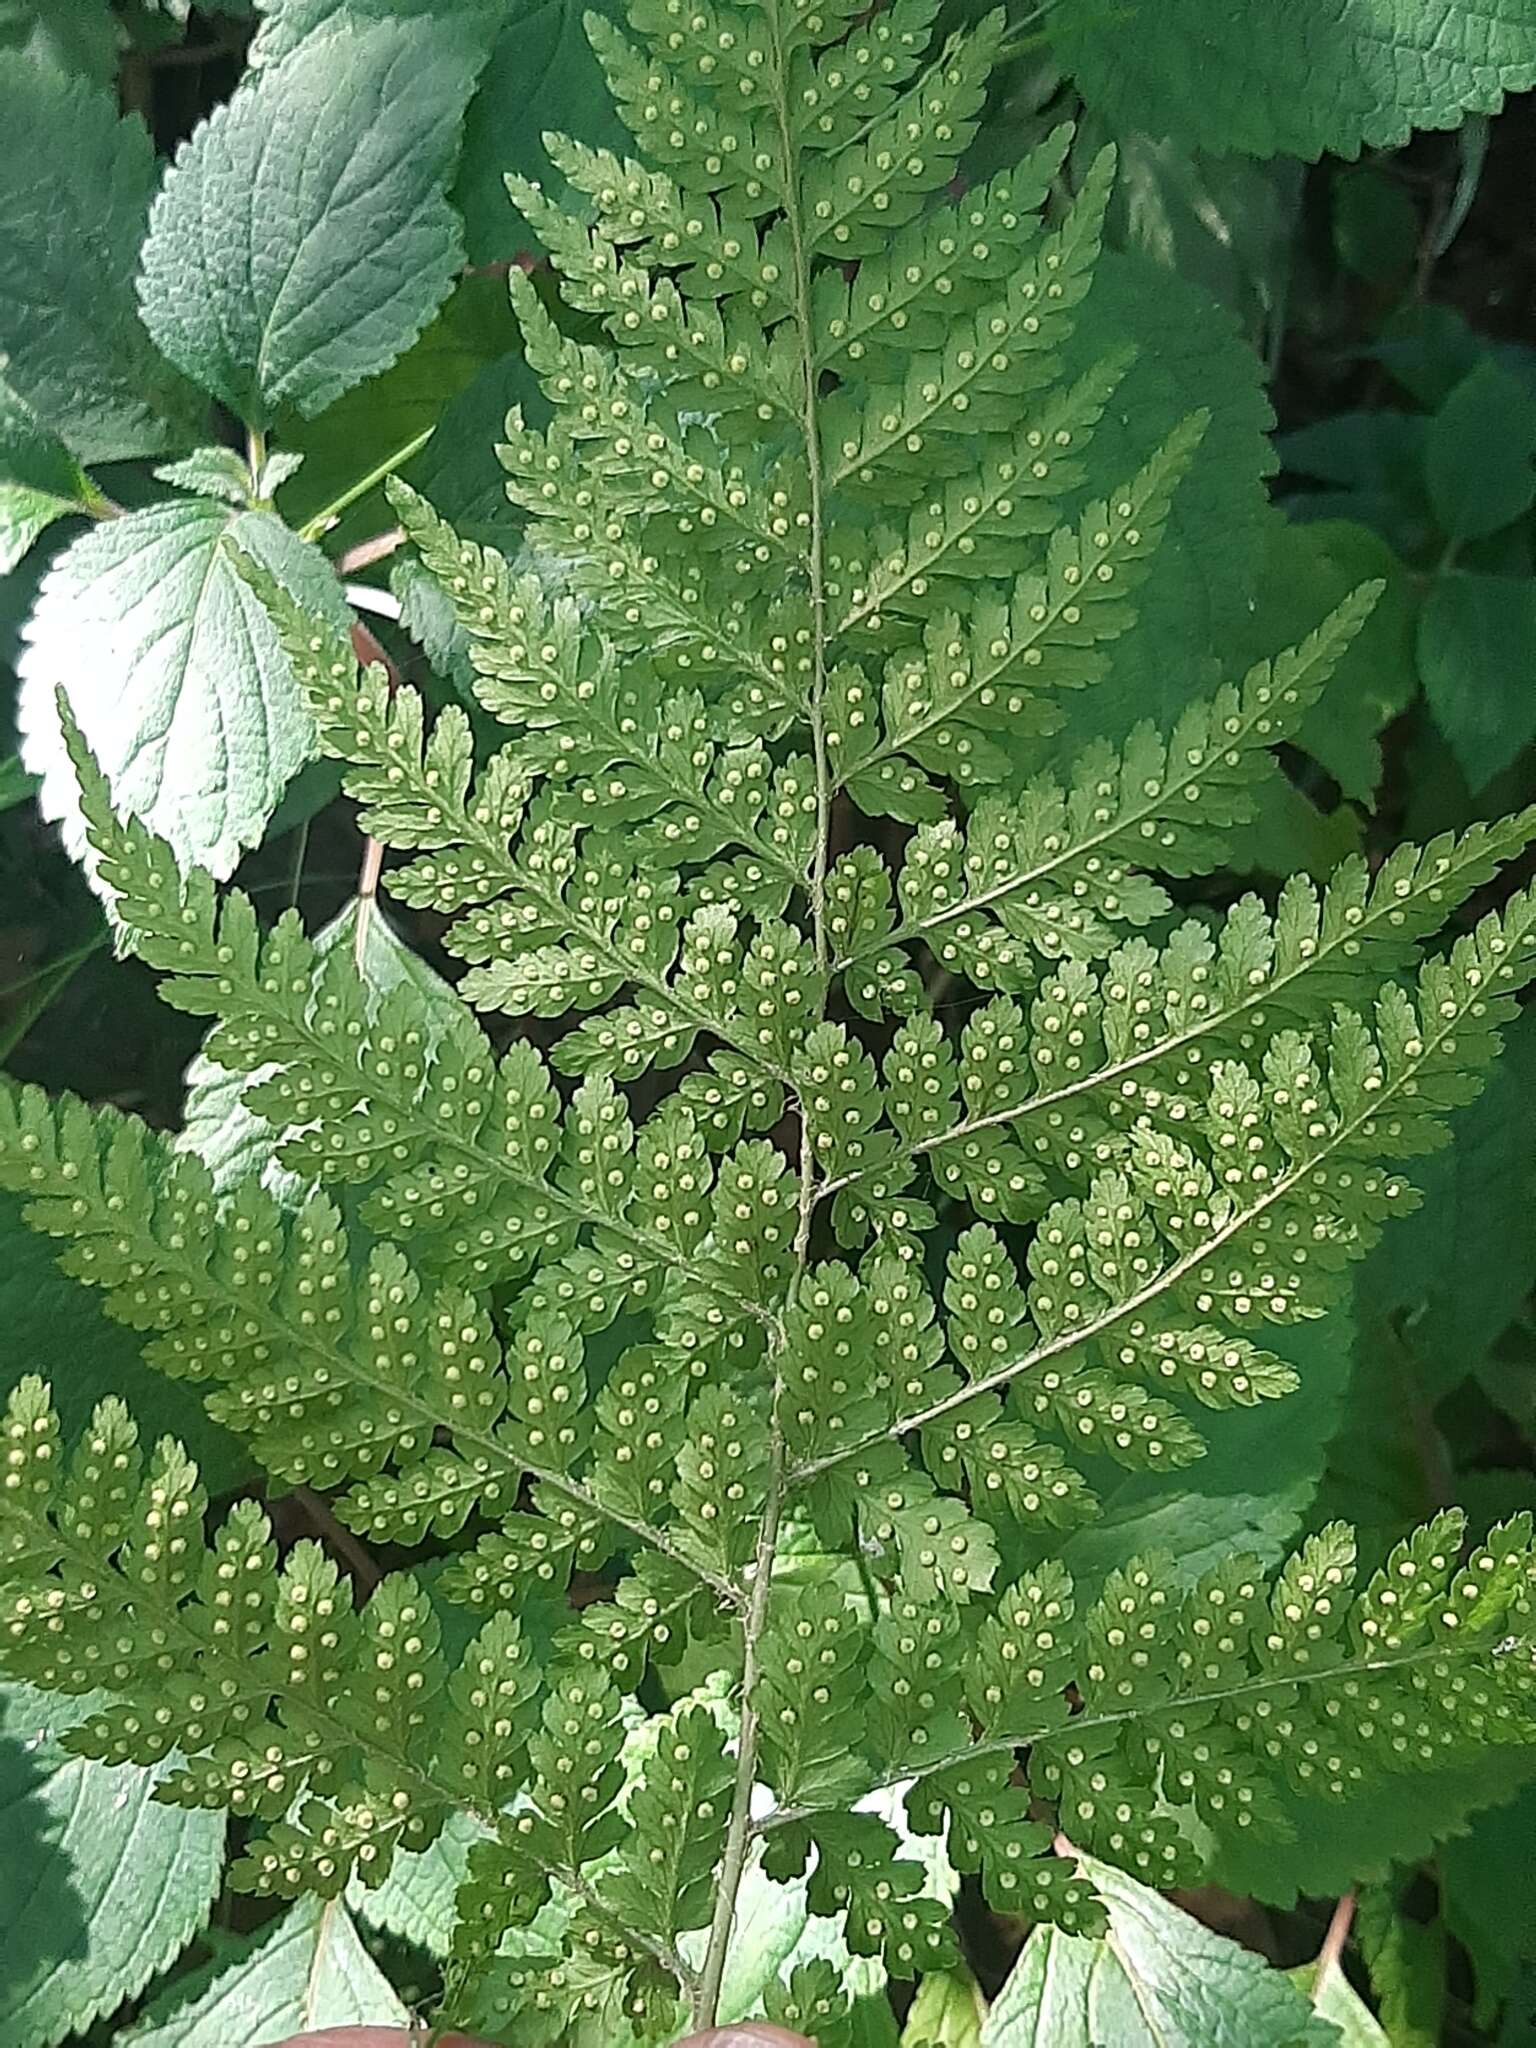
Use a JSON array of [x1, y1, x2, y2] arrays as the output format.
[[0, 1719, 90, 2037]]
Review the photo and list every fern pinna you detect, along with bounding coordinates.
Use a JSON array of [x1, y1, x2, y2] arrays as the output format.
[[3, 0, 1536, 2039]]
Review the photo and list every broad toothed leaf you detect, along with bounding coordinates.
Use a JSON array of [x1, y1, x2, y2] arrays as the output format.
[[137, 22, 479, 424]]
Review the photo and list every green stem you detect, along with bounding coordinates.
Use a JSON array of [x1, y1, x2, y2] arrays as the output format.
[[692, 0, 833, 2019], [300, 426, 435, 543]]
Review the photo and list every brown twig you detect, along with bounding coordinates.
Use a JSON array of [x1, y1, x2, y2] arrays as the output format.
[[1312, 1890, 1358, 2001], [145, 32, 251, 69], [338, 528, 407, 575], [293, 1484, 381, 1593]]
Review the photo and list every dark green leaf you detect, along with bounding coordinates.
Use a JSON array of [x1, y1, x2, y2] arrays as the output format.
[[0, 60, 202, 462], [1357, 1889, 1446, 2048], [1332, 166, 1419, 284], [1439, 1784, 1536, 2027], [1418, 571, 1536, 790], [1234, 518, 1418, 804], [455, 0, 629, 262], [277, 273, 521, 548], [1048, 248, 1276, 749], [1209, 1748, 1536, 1908], [1056, 0, 1536, 159], [1102, 131, 1301, 346], [1425, 358, 1536, 541], [0, 755, 36, 811], [0, 1, 119, 85], [1354, 1012, 1536, 1374], [401, 342, 544, 548], [0, 375, 97, 574], [1056, 1311, 1353, 1595], [1279, 410, 1429, 501]]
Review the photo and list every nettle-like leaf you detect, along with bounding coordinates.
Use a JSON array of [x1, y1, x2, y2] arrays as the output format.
[[0, 1679, 225, 2048], [137, 19, 480, 425], [982, 1849, 1337, 2048], [250, 0, 505, 68], [1056, 0, 1536, 160], [18, 496, 351, 881], [3, 2, 1536, 2040], [118, 1895, 407, 2048], [0, 58, 203, 463]]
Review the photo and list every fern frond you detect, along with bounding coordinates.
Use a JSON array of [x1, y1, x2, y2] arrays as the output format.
[[0, 1086, 746, 1607], [5, 0, 1536, 2020], [832, 806, 1536, 1198], [744, 1512, 1536, 1909], [822, 141, 1113, 496], [799, 878, 1536, 1489], [0, 1380, 535, 1884]]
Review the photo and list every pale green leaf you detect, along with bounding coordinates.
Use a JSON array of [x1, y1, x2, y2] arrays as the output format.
[[980, 1851, 1336, 2047], [122, 1896, 407, 2046], [0, 1680, 225, 2048], [152, 447, 256, 509], [1418, 571, 1536, 790], [248, 0, 622, 264], [1291, 1966, 1390, 2048], [18, 497, 351, 882], [1057, 0, 1536, 159], [901, 1967, 986, 2048], [137, 22, 479, 426], [0, 60, 201, 461], [346, 1809, 487, 1960]]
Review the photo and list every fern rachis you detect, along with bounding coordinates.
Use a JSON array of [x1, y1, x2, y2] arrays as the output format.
[[2, 1, 1536, 2041]]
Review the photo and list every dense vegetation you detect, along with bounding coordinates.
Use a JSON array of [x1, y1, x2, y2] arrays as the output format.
[[0, 3, 1534, 2045]]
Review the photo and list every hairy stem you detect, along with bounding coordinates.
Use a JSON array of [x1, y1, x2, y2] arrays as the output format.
[[693, 8, 832, 2018], [693, 1457, 786, 2025]]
